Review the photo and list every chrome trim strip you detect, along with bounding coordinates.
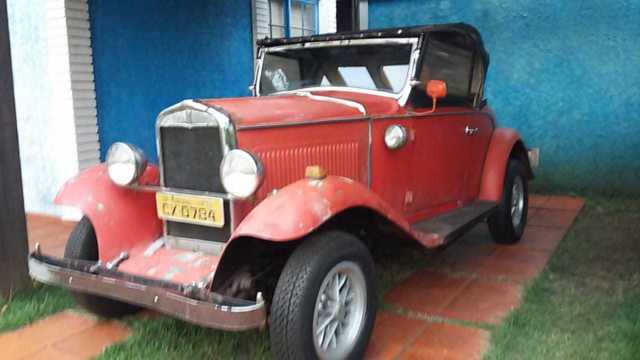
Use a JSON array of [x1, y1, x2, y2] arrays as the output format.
[[398, 46, 421, 107], [28, 255, 266, 331], [293, 92, 367, 115], [235, 115, 369, 131], [374, 110, 495, 121], [276, 86, 397, 99], [235, 110, 492, 132]]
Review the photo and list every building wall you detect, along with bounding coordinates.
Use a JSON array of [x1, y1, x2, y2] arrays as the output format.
[[8, 0, 97, 217], [90, 0, 254, 162], [369, 0, 640, 196]]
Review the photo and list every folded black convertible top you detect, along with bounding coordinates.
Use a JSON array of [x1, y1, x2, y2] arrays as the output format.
[[257, 23, 489, 67]]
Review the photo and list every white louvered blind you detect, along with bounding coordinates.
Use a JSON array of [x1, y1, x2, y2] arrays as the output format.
[[47, 0, 99, 172]]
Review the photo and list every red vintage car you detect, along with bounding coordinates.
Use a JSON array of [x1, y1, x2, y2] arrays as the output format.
[[30, 23, 537, 359]]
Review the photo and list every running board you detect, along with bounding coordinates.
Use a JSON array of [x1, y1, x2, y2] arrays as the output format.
[[412, 201, 497, 247]]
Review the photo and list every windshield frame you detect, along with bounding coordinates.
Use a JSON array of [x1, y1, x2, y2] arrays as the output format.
[[253, 37, 421, 105]]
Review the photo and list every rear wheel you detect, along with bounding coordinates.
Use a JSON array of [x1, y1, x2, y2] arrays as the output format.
[[488, 158, 529, 244], [270, 230, 376, 360], [64, 216, 140, 318]]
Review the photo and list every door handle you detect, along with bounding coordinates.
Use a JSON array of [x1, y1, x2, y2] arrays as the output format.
[[464, 126, 479, 135]]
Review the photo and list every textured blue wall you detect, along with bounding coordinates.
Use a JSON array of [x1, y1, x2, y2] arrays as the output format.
[[370, 0, 640, 196], [90, 0, 254, 162]]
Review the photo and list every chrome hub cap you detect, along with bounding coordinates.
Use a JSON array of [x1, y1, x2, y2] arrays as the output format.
[[313, 261, 367, 359], [511, 176, 525, 228]]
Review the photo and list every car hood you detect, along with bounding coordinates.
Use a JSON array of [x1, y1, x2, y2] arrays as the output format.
[[199, 90, 402, 129]]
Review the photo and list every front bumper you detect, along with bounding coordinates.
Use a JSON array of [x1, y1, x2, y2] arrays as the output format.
[[28, 252, 266, 331]]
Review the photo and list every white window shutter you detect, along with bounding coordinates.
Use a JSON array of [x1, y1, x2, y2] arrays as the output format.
[[47, 0, 100, 173]]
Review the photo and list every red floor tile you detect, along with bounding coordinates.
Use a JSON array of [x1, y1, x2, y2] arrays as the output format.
[[399, 322, 489, 360], [528, 195, 550, 209], [543, 196, 585, 211], [24, 348, 81, 360], [52, 321, 130, 358], [474, 247, 550, 283], [0, 311, 130, 360], [365, 311, 428, 359], [438, 279, 522, 324], [520, 225, 567, 252], [529, 208, 579, 229], [26, 213, 76, 257], [385, 270, 472, 315], [0, 311, 96, 359]]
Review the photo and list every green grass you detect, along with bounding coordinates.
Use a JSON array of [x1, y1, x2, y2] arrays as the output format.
[[0, 283, 73, 333], [485, 197, 640, 359], [101, 316, 270, 359]]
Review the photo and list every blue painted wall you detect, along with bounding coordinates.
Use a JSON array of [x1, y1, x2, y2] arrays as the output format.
[[370, 0, 640, 196], [90, 0, 254, 162]]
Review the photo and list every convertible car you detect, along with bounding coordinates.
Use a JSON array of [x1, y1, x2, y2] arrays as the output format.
[[29, 23, 537, 359]]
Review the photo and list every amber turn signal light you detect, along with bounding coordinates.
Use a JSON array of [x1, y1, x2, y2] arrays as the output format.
[[305, 165, 327, 180]]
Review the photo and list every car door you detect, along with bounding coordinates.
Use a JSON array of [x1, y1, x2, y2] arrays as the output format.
[[408, 109, 473, 215], [405, 30, 490, 217]]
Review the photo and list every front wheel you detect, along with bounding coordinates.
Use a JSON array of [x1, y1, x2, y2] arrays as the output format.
[[488, 158, 529, 244], [270, 230, 377, 360], [64, 217, 140, 318]]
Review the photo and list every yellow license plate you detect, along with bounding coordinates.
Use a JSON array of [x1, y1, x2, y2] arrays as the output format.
[[156, 192, 225, 228]]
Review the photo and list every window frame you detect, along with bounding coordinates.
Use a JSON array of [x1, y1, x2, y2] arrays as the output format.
[[413, 31, 485, 108], [269, 0, 319, 38]]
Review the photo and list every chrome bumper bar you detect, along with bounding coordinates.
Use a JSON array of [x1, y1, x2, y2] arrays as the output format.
[[28, 253, 266, 331]]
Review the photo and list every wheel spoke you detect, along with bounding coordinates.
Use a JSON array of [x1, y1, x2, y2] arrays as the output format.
[[316, 316, 333, 335], [340, 280, 351, 302], [322, 321, 339, 350], [338, 273, 347, 290], [331, 275, 338, 299]]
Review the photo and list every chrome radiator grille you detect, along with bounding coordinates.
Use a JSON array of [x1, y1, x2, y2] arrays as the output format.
[[160, 126, 231, 242]]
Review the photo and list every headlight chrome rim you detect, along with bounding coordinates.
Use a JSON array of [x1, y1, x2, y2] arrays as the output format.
[[220, 149, 263, 199], [384, 124, 408, 150], [106, 142, 148, 186]]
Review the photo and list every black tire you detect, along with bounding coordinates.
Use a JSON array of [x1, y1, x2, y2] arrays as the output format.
[[270, 230, 377, 360], [64, 216, 140, 318], [488, 158, 529, 244]]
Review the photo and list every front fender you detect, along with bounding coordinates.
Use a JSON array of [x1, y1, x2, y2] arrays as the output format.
[[478, 128, 531, 202], [54, 164, 162, 261], [231, 176, 413, 242]]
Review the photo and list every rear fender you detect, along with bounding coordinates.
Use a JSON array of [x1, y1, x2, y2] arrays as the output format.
[[231, 176, 413, 242], [478, 128, 532, 202], [54, 164, 162, 261]]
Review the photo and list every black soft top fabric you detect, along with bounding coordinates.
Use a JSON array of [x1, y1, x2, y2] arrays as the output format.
[[257, 23, 489, 70]]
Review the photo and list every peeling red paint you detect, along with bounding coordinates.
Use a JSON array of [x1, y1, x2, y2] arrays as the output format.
[[54, 164, 162, 261]]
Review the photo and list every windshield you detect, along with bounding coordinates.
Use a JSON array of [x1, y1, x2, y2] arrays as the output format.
[[258, 43, 413, 96]]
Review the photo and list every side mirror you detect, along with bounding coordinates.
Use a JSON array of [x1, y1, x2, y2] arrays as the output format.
[[426, 80, 447, 112]]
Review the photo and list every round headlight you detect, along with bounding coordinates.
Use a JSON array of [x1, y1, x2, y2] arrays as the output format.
[[220, 149, 263, 199], [106, 142, 147, 186], [384, 124, 408, 150]]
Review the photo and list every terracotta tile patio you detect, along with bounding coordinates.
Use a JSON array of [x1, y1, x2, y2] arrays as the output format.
[[0, 311, 129, 360], [5, 195, 583, 359], [368, 195, 584, 358]]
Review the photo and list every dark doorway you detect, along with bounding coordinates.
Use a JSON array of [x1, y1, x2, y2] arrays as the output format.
[[336, 0, 359, 32]]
